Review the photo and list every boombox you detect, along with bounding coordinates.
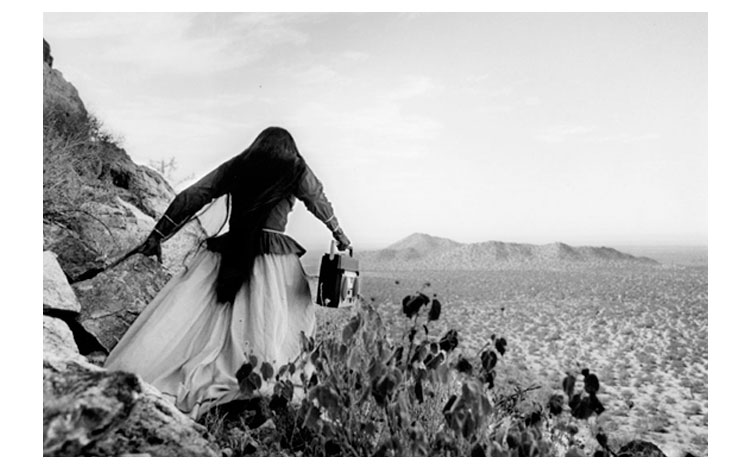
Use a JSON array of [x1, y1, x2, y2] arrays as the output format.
[[316, 241, 360, 308]]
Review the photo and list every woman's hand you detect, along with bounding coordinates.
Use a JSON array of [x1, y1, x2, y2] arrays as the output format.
[[136, 233, 163, 263], [333, 227, 351, 252]]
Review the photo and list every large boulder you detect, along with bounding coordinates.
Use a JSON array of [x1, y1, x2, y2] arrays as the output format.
[[43, 316, 81, 362], [43, 222, 103, 281], [43, 354, 218, 456], [42, 140, 205, 281], [72, 254, 172, 352], [43, 297, 217, 456], [43, 251, 81, 314]]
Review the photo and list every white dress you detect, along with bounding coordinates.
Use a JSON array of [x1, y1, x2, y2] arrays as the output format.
[[105, 244, 316, 418]]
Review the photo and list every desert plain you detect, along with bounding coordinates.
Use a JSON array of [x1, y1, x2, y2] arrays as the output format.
[[342, 264, 708, 456]]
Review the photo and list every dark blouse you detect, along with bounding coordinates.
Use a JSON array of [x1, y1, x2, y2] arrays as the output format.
[[151, 158, 341, 257]]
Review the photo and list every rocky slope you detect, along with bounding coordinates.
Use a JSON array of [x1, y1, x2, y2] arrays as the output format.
[[42, 39, 217, 456], [42, 38, 208, 350], [43, 42, 204, 280], [359, 233, 658, 271], [43, 315, 218, 456]]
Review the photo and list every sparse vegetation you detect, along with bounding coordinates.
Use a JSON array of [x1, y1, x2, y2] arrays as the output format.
[[196, 281, 659, 456], [360, 268, 707, 456], [43, 102, 123, 216]]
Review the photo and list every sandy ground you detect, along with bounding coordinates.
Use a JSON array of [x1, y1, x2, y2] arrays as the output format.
[[352, 267, 708, 456]]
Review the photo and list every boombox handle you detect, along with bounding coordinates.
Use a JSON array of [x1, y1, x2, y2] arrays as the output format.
[[329, 240, 354, 260]]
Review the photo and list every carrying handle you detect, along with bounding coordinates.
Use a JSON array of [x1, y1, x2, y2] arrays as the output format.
[[329, 240, 354, 259]]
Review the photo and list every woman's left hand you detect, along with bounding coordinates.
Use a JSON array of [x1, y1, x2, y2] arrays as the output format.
[[333, 228, 351, 252]]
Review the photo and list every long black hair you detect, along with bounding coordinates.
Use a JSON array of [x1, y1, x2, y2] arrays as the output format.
[[209, 127, 307, 303]]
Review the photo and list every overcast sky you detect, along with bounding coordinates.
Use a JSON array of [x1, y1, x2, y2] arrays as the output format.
[[43, 12, 707, 250]]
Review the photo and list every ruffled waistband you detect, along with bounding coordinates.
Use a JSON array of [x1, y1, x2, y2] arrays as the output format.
[[204, 229, 306, 257], [259, 230, 307, 256]]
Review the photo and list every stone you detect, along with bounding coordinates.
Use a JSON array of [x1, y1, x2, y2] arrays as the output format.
[[72, 254, 172, 352], [43, 288, 217, 456], [43, 316, 81, 363], [617, 440, 666, 457], [43, 359, 218, 456], [43, 222, 105, 281], [43, 251, 81, 314]]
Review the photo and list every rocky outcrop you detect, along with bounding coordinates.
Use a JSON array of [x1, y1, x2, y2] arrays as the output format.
[[43, 309, 217, 456], [42, 41, 205, 354], [43, 39, 205, 281], [44, 38, 53, 66], [72, 255, 172, 352], [42, 140, 205, 280], [43, 251, 81, 314], [43, 61, 85, 125], [43, 39, 205, 353], [43, 345, 218, 456], [42, 40, 219, 456], [42, 267, 215, 456]]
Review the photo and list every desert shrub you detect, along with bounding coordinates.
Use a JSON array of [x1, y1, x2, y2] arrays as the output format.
[[200, 288, 613, 457], [43, 101, 123, 217]]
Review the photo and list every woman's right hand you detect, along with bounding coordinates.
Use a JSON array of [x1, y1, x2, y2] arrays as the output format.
[[136, 233, 163, 263]]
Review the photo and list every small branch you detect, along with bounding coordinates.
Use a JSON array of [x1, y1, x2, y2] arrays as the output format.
[[43, 206, 120, 250]]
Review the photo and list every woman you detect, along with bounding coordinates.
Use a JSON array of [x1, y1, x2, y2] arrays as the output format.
[[105, 127, 351, 418]]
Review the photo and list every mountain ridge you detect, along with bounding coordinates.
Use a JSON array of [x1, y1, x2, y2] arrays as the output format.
[[358, 233, 659, 271]]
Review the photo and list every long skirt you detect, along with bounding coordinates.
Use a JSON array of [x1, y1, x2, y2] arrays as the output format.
[[104, 248, 316, 418]]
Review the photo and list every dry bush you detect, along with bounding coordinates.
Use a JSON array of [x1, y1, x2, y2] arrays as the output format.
[[43, 103, 121, 217]]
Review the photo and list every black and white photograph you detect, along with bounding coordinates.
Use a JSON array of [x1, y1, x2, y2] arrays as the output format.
[[36, 5, 721, 459]]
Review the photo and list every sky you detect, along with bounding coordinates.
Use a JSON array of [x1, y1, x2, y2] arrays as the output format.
[[43, 12, 707, 250]]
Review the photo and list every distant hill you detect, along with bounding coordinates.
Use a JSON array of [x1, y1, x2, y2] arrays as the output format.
[[612, 245, 707, 266], [357, 233, 659, 271]]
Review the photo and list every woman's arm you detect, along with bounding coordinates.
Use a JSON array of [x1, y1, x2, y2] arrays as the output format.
[[137, 156, 238, 258], [295, 163, 351, 250]]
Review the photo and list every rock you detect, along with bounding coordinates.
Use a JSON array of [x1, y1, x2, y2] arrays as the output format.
[[43, 40, 205, 281], [44, 251, 81, 314], [43, 222, 105, 281], [44, 38, 53, 66], [86, 351, 108, 367], [43, 288, 217, 456], [43, 316, 81, 362], [43, 61, 87, 124], [72, 255, 172, 352], [42, 160, 203, 281], [617, 440, 666, 457], [43, 359, 218, 456], [44, 199, 205, 281]]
